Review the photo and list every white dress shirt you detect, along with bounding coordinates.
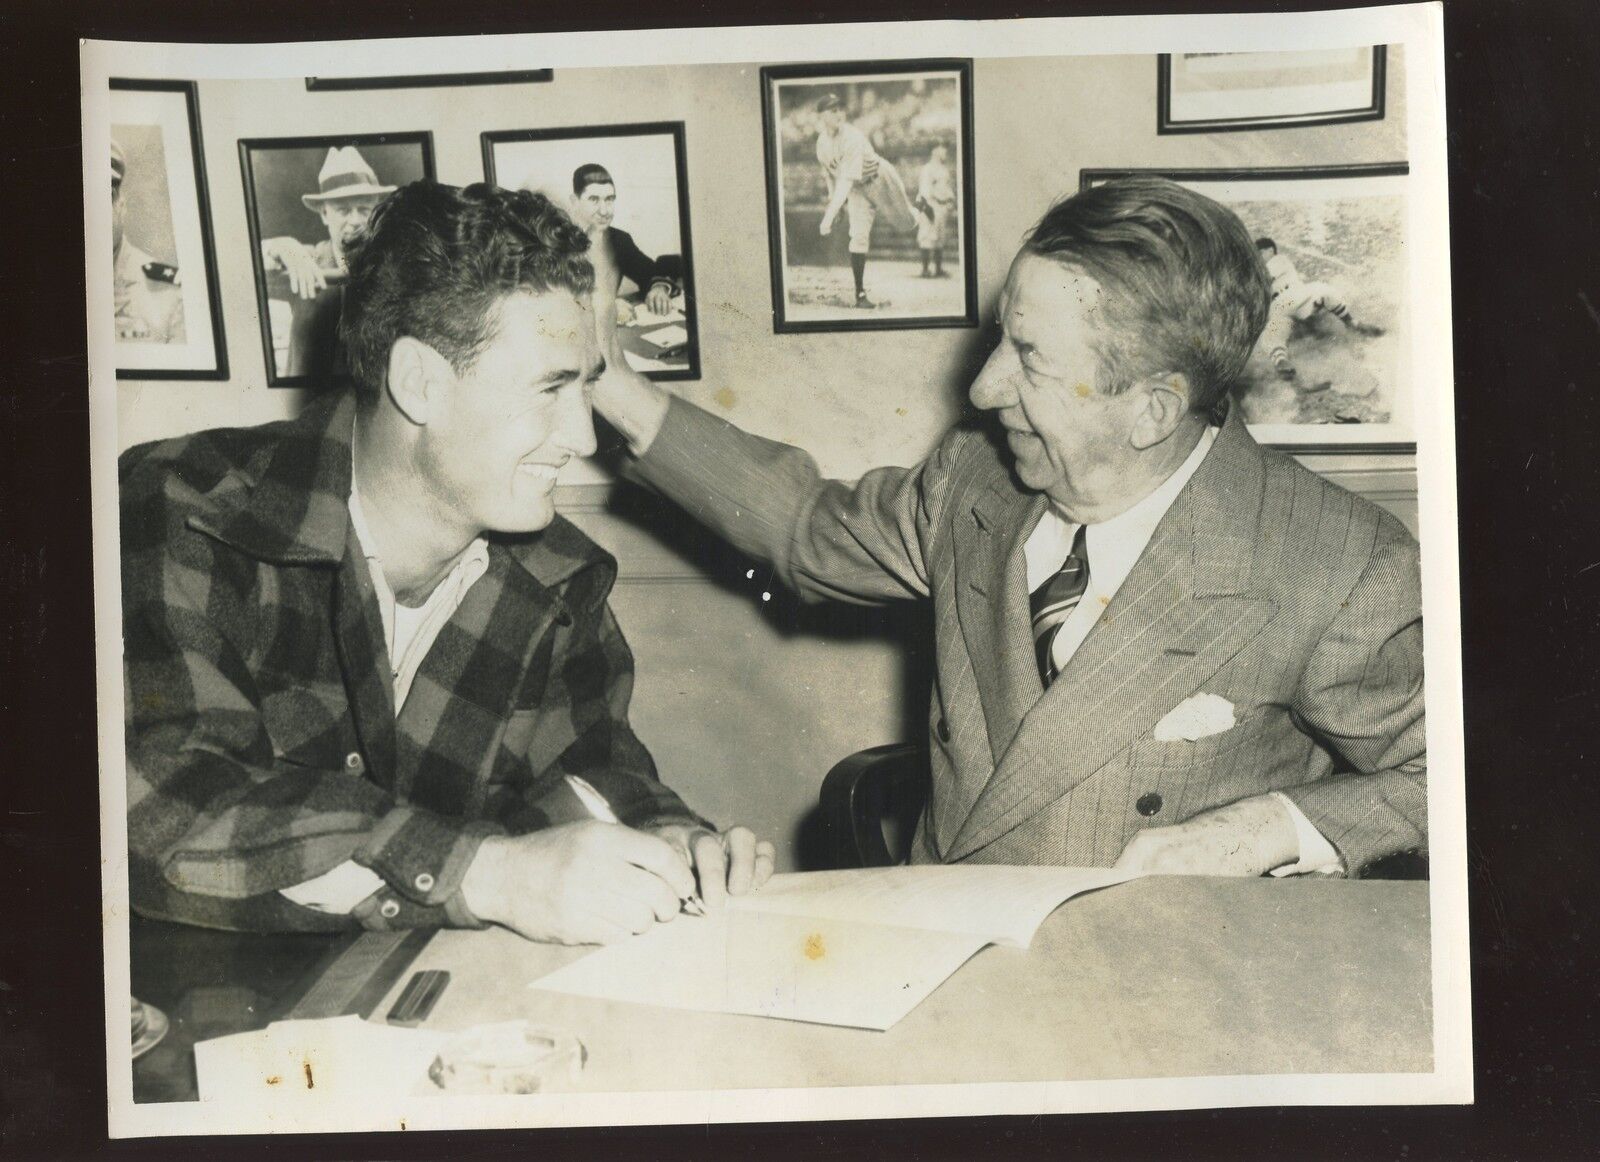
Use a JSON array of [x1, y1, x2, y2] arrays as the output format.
[[1022, 426, 1341, 875]]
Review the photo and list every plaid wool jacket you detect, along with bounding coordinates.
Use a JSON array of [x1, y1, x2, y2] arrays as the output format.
[[120, 391, 698, 933]]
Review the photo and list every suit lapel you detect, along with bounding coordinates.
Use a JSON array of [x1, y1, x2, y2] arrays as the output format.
[[952, 473, 1048, 766], [945, 411, 1278, 862]]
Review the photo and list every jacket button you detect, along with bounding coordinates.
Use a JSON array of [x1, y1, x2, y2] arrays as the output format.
[[344, 752, 364, 772], [1136, 792, 1163, 817], [414, 872, 435, 893], [379, 899, 401, 919], [554, 609, 573, 628], [935, 717, 951, 743]]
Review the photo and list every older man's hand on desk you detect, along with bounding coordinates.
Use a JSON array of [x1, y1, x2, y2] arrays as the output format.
[[460, 822, 701, 945], [1113, 793, 1302, 877], [653, 823, 777, 910]]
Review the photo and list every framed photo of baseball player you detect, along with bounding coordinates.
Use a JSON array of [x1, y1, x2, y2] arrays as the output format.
[[1158, 47, 1387, 135], [760, 59, 976, 333], [239, 132, 435, 388], [1083, 163, 1413, 451], [109, 79, 227, 380], [483, 121, 701, 382]]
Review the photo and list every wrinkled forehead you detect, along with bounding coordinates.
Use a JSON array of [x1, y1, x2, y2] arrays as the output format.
[[579, 183, 616, 201], [999, 251, 1106, 338]]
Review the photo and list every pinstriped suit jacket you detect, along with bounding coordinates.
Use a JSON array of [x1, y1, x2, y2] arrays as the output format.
[[634, 397, 1426, 873]]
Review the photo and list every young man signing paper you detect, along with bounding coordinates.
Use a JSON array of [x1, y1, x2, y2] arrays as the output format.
[[121, 182, 773, 944]]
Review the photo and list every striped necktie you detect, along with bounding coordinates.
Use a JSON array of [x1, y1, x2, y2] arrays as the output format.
[[1029, 524, 1090, 684]]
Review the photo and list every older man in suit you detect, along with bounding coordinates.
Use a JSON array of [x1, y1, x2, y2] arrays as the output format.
[[594, 176, 1425, 877]]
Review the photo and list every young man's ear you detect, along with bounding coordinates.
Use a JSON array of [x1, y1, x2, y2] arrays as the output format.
[[1129, 373, 1193, 450], [385, 336, 450, 426]]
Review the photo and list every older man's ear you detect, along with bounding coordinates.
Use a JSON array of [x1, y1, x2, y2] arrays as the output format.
[[1129, 372, 1195, 450]]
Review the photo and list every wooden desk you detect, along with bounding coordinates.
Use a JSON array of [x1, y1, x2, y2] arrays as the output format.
[[370, 876, 1432, 1089]]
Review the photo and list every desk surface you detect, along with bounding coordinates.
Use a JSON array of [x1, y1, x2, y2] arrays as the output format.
[[371, 876, 1432, 1090]]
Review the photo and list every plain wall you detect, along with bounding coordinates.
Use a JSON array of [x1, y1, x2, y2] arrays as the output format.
[[113, 50, 1415, 869]]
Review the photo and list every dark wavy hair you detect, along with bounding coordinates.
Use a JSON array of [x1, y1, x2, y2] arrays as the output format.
[[1024, 176, 1270, 416], [340, 181, 594, 404]]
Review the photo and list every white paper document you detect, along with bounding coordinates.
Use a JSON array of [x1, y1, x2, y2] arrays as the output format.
[[530, 865, 1138, 1030]]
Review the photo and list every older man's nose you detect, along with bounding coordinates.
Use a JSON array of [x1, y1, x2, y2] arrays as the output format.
[[969, 347, 1020, 411]]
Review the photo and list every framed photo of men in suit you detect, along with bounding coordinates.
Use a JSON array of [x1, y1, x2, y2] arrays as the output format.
[[238, 132, 434, 388], [760, 59, 976, 333], [483, 122, 701, 382], [1083, 163, 1413, 450], [109, 79, 227, 380]]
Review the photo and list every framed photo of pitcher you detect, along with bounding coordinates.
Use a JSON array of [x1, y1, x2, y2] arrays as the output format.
[[760, 59, 976, 333]]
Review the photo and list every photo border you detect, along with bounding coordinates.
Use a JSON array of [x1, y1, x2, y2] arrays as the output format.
[[759, 57, 978, 335], [482, 120, 703, 383], [1080, 161, 1414, 454], [238, 130, 437, 389], [1156, 46, 1387, 135], [109, 78, 229, 382]]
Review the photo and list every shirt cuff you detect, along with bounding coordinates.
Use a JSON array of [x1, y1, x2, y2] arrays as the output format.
[[1269, 791, 1346, 877], [278, 861, 385, 914]]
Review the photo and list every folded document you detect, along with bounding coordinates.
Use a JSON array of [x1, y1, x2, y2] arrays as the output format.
[[531, 864, 1139, 1030]]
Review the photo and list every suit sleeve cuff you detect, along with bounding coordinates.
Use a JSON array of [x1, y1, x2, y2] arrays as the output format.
[[1269, 791, 1346, 877]]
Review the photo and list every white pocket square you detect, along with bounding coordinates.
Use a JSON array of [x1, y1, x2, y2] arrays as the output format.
[[1152, 693, 1236, 743]]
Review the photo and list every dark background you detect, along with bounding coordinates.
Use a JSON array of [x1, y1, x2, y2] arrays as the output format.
[[3, 0, 1597, 1157]]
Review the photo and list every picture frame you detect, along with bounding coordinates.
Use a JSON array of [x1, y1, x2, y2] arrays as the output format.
[[1082, 163, 1413, 451], [238, 132, 435, 388], [483, 121, 701, 382], [759, 59, 977, 333], [109, 79, 228, 380], [305, 70, 551, 91], [1157, 47, 1387, 134]]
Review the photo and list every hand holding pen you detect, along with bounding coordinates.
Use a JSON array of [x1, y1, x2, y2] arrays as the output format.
[[566, 776, 776, 915]]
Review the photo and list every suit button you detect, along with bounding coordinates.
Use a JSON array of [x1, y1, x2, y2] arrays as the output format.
[[379, 899, 401, 919], [935, 717, 951, 743], [1136, 792, 1163, 817], [344, 752, 364, 772], [414, 872, 435, 893]]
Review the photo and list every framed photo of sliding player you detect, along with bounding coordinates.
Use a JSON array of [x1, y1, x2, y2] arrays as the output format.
[[1082, 163, 1413, 451], [483, 121, 700, 381], [760, 59, 976, 333]]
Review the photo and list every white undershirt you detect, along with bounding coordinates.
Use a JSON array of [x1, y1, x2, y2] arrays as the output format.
[[1022, 425, 1340, 875]]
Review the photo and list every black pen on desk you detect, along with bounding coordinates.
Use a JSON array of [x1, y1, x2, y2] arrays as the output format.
[[565, 775, 708, 917]]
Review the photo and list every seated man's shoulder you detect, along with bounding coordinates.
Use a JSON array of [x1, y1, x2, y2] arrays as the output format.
[[118, 401, 339, 543], [1253, 444, 1419, 593]]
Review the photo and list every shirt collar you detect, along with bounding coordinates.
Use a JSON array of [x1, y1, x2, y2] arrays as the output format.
[[1035, 425, 1217, 595]]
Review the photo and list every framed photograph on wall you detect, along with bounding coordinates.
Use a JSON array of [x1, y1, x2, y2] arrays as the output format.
[[239, 132, 434, 388], [305, 70, 551, 91], [760, 59, 976, 333], [1082, 163, 1412, 450], [483, 122, 701, 381], [109, 79, 227, 380], [1157, 47, 1387, 134]]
